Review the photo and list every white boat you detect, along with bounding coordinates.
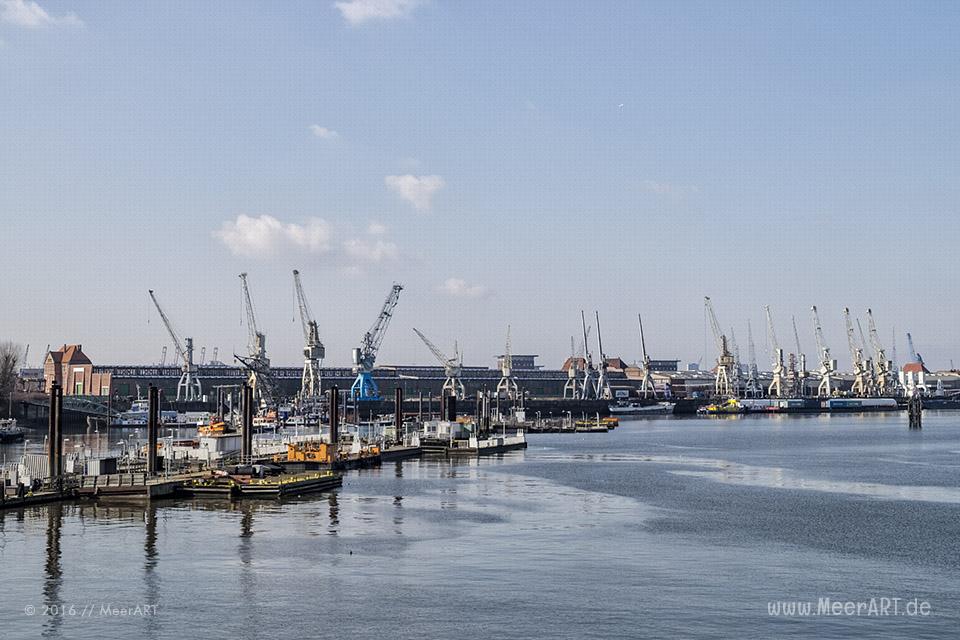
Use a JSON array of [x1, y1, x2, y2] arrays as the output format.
[[608, 401, 674, 415], [0, 418, 26, 443]]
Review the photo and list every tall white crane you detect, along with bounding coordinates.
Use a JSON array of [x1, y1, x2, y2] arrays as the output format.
[[637, 314, 657, 398], [765, 306, 785, 398], [293, 270, 325, 403], [159, 346, 167, 367], [744, 320, 762, 398], [414, 328, 465, 400], [843, 307, 872, 397], [563, 336, 580, 399], [594, 311, 612, 400], [867, 309, 897, 395], [811, 306, 836, 397], [791, 316, 808, 397], [495, 324, 520, 399], [729, 327, 743, 397], [148, 289, 202, 401], [704, 297, 734, 397], [351, 283, 403, 401], [579, 311, 597, 399], [199, 346, 206, 365], [236, 273, 273, 407]]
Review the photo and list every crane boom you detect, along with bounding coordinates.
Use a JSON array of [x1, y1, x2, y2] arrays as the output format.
[[414, 327, 465, 399], [350, 283, 403, 400], [413, 328, 452, 366], [149, 290, 187, 363], [236, 273, 272, 407], [148, 289, 201, 401], [704, 297, 734, 396], [293, 270, 324, 403]]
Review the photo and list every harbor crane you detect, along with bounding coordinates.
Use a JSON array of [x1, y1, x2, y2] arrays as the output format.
[[579, 311, 597, 400], [495, 325, 520, 400], [148, 289, 202, 401], [856, 317, 876, 391], [236, 273, 273, 407], [791, 316, 808, 397], [764, 306, 785, 398], [811, 306, 836, 397], [594, 311, 613, 400], [293, 270, 325, 403], [729, 328, 743, 397], [843, 307, 873, 397], [637, 314, 657, 398], [867, 309, 898, 395], [199, 346, 206, 365], [413, 328, 465, 400], [563, 336, 580, 399], [351, 283, 403, 401], [704, 297, 734, 397], [907, 332, 925, 368], [744, 320, 762, 398], [159, 346, 167, 367]]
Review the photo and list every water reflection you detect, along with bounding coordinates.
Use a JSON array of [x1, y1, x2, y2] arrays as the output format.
[[144, 503, 159, 640], [42, 503, 63, 639]]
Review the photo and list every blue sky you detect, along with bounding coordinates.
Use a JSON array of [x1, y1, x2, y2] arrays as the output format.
[[1, 0, 958, 371]]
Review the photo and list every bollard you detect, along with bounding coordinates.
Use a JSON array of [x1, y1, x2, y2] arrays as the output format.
[[147, 385, 159, 475], [329, 386, 339, 462], [241, 384, 253, 459], [47, 383, 63, 491], [394, 387, 404, 444]]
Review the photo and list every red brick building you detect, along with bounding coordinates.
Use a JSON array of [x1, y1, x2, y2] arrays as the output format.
[[44, 345, 111, 396]]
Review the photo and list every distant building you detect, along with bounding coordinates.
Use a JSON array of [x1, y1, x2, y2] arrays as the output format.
[[44, 344, 111, 396], [497, 354, 541, 370]]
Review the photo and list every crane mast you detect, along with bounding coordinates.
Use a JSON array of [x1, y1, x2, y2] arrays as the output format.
[[293, 270, 325, 404], [351, 283, 403, 401], [594, 311, 613, 400], [637, 314, 657, 399], [867, 309, 898, 396], [744, 320, 762, 398], [811, 306, 836, 397], [236, 273, 273, 407], [704, 297, 734, 397], [496, 324, 520, 400], [764, 306, 785, 398], [148, 289, 202, 401], [579, 311, 597, 399], [414, 328, 465, 400], [791, 316, 808, 397], [729, 327, 743, 397], [844, 307, 872, 397]]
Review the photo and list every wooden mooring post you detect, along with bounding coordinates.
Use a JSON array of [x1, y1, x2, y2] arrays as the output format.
[[908, 394, 923, 429]]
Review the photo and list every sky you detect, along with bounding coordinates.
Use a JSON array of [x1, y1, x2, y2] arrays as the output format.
[[1, 0, 959, 371]]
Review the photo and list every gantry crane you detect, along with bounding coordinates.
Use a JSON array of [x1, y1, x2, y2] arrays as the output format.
[[811, 306, 836, 397], [414, 328, 465, 400], [148, 289, 202, 401], [637, 314, 657, 399], [579, 311, 597, 399], [563, 336, 580, 399], [704, 297, 734, 397], [594, 311, 613, 400], [744, 320, 762, 398], [293, 270, 325, 403], [843, 307, 873, 397], [351, 283, 403, 401], [867, 309, 898, 395], [764, 306, 785, 398], [791, 316, 808, 397], [236, 273, 273, 407], [496, 324, 520, 400]]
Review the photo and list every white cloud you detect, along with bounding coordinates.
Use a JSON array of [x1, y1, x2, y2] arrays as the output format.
[[0, 0, 83, 28], [440, 277, 489, 299], [334, 0, 423, 25], [309, 124, 339, 139], [640, 179, 699, 197], [367, 221, 387, 235], [343, 237, 399, 262], [385, 174, 444, 211], [214, 215, 333, 258]]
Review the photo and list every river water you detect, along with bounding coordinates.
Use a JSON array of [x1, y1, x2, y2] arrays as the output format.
[[2, 412, 959, 639]]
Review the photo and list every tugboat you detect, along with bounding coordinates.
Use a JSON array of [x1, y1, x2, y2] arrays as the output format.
[[697, 398, 746, 415], [0, 418, 26, 443]]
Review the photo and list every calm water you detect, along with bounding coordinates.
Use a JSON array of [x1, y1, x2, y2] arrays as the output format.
[[2, 412, 959, 639]]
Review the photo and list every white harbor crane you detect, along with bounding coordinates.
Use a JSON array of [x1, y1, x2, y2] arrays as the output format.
[[351, 283, 403, 401], [594, 311, 613, 400], [856, 317, 877, 392], [891, 328, 898, 372], [637, 314, 657, 399], [704, 297, 734, 397], [811, 306, 836, 397], [293, 270, 325, 403], [843, 307, 873, 397], [212, 346, 219, 365], [744, 320, 762, 398], [867, 309, 898, 396], [236, 273, 273, 407], [159, 346, 167, 367], [791, 316, 808, 397], [579, 311, 597, 399], [413, 327, 465, 400], [199, 346, 206, 365], [495, 324, 520, 400], [764, 306, 785, 398], [148, 289, 202, 401], [563, 336, 580, 399]]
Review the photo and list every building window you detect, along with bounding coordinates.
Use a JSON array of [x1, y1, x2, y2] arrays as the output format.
[[75, 382, 84, 395]]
